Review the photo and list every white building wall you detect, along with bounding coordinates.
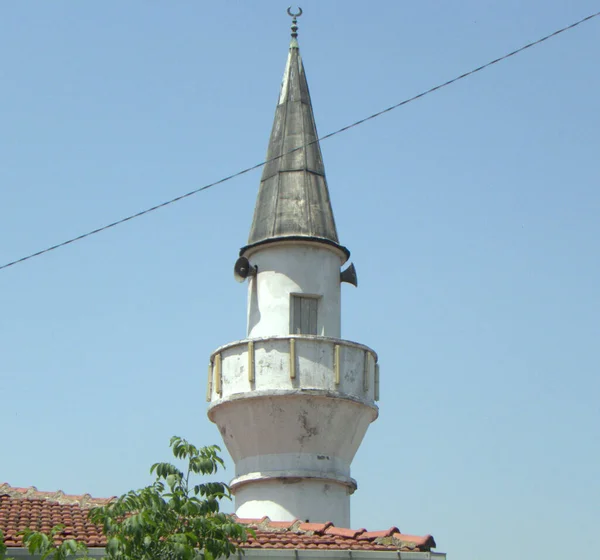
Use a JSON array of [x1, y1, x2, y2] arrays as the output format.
[[209, 336, 379, 401], [234, 478, 351, 527], [245, 242, 345, 338], [209, 393, 376, 482]]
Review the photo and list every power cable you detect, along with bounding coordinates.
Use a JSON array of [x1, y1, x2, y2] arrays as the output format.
[[1, 10, 599, 272]]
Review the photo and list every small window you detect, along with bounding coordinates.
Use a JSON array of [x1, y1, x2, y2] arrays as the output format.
[[291, 295, 318, 335]]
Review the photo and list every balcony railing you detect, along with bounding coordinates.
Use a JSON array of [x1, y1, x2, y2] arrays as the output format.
[[207, 335, 379, 404]]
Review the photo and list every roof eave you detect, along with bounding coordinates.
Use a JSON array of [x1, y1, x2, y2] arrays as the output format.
[[240, 235, 350, 261]]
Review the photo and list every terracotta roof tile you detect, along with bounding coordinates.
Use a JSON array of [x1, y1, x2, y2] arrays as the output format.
[[266, 519, 299, 530], [0, 485, 109, 549], [392, 532, 437, 549], [0, 484, 436, 552], [325, 526, 366, 538], [359, 527, 400, 539], [297, 521, 333, 534], [234, 516, 269, 526]]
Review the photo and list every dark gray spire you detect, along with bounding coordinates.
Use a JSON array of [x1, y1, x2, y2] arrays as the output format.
[[241, 13, 349, 259]]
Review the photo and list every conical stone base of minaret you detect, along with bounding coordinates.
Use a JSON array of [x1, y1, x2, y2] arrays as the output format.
[[206, 333, 379, 526]]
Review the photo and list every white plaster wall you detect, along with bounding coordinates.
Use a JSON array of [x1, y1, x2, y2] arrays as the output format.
[[208, 394, 376, 482], [245, 243, 344, 338], [234, 478, 351, 526], [234, 453, 350, 479], [209, 337, 378, 404]]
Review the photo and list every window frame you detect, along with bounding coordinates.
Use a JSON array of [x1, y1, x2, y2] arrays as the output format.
[[289, 293, 321, 335]]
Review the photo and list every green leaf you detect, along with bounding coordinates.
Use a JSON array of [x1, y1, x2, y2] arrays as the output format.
[[106, 537, 121, 557], [0, 530, 8, 560], [50, 525, 65, 538]]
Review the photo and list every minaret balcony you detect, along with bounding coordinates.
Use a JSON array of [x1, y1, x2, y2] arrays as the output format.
[[206, 335, 380, 406]]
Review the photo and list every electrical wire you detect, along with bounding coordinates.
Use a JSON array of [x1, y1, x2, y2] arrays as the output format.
[[1, 10, 599, 272]]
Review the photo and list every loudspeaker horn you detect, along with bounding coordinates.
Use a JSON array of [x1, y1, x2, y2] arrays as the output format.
[[234, 256, 258, 283], [340, 262, 358, 287]]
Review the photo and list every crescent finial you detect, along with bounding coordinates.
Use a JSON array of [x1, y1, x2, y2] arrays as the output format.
[[287, 6, 302, 40]]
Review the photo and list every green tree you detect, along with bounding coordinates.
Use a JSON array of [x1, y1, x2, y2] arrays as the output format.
[[0, 437, 248, 560], [0, 530, 7, 560], [18, 525, 88, 560]]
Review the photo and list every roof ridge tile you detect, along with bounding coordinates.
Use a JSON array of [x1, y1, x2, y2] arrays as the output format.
[[297, 521, 333, 535], [392, 532, 437, 548], [324, 526, 366, 539], [358, 527, 401, 540], [266, 519, 301, 531], [231, 515, 270, 527], [0, 483, 112, 507]]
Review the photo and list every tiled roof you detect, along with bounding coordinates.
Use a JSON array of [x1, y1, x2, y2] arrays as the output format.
[[232, 517, 436, 552], [0, 484, 111, 548], [0, 484, 436, 552]]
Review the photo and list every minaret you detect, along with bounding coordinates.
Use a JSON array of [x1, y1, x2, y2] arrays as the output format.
[[207, 10, 379, 527]]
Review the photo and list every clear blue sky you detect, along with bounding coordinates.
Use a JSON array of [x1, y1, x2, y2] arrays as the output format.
[[1, 2, 598, 559]]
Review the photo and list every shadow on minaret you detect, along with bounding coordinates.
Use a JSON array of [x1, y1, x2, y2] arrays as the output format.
[[247, 278, 261, 334]]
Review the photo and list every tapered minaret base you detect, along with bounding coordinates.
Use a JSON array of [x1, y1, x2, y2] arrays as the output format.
[[207, 336, 379, 525]]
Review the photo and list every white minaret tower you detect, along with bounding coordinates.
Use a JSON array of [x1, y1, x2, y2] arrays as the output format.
[[207, 10, 379, 527]]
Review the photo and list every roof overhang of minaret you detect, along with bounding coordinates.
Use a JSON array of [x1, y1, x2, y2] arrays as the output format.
[[241, 20, 349, 261]]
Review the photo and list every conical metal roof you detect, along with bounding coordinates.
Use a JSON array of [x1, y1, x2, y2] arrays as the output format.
[[241, 22, 349, 259]]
